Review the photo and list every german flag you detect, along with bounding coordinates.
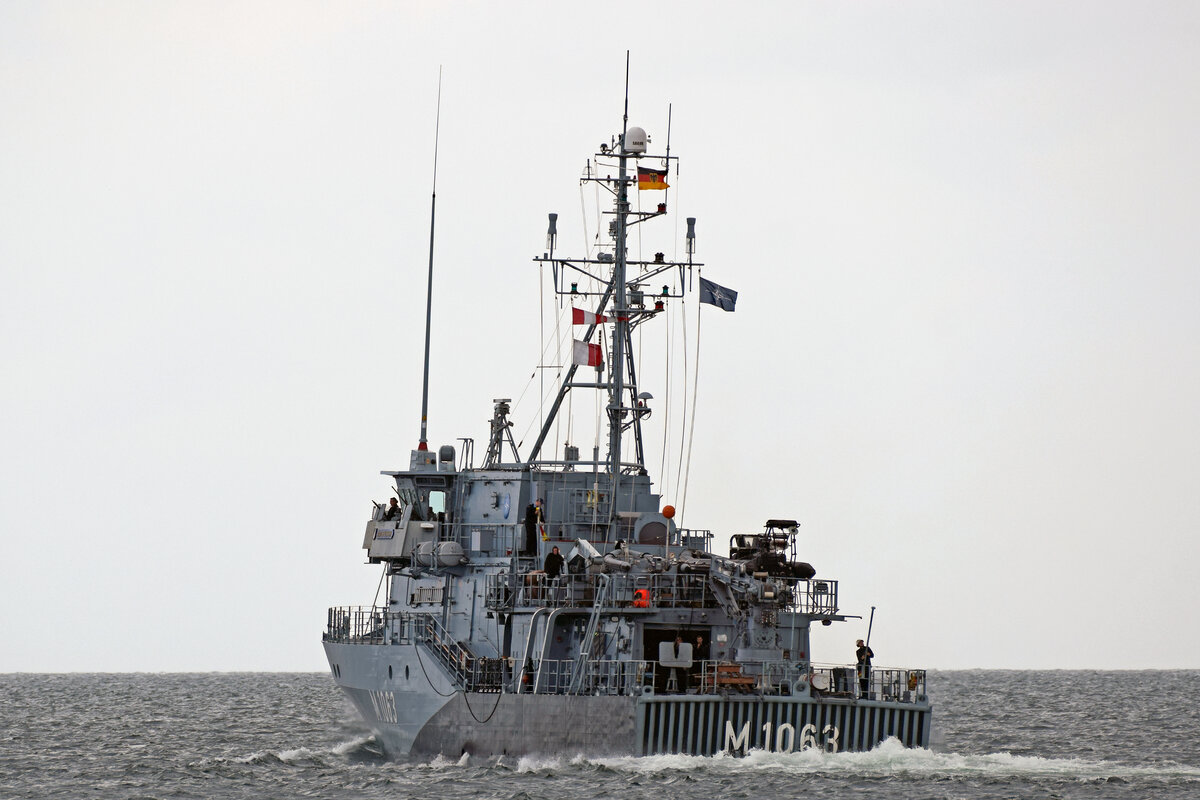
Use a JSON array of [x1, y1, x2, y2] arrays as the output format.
[[637, 166, 669, 190]]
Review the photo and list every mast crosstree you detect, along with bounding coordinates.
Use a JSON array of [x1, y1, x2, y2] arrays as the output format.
[[529, 119, 698, 524]]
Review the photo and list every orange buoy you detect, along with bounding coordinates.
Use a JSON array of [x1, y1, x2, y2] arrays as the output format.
[[662, 505, 675, 519]]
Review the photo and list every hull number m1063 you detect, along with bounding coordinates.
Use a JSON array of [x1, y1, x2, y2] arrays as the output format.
[[724, 721, 840, 754]]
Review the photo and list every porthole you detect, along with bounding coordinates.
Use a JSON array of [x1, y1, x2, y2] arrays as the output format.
[[389, 665, 393, 680]]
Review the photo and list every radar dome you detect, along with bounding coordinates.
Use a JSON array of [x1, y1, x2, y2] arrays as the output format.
[[623, 126, 648, 154]]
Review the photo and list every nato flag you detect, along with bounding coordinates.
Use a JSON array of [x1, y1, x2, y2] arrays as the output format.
[[699, 277, 737, 311]]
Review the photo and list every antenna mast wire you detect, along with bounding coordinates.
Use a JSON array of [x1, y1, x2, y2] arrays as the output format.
[[417, 67, 443, 451]]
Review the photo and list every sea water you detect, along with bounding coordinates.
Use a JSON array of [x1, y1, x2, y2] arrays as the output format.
[[1, 671, 1196, 799]]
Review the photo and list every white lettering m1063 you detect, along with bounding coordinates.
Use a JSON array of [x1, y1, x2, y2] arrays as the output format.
[[724, 721, 839, 754]]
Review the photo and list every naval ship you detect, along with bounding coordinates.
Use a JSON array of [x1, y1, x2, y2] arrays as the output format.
[[323, 80, 932, 758]]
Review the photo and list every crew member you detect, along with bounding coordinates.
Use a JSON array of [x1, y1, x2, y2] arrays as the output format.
[[691, 634, 709, 687], [856, 639, 874, 697], [383, 497, 402, 520], [672, 635, 689, 693], [523, 503, 538, 554], [543, 546, 565, 580], [534, 498, 547, 541]]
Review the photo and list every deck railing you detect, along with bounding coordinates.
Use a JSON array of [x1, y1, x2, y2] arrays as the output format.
[[324, 606, 414, 644], [806, 662, 928, 702], [524, 658, 655, 695], [326, 607, 927, 704], [485, 571, 839, 615]]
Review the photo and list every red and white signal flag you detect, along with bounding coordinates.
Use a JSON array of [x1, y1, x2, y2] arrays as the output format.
[[572, 307, 608, 325], [572, 340, 603, 367]]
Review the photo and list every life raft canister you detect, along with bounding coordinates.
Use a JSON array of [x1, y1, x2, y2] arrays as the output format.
[[632, 588, 650, 608], [907, 671, 919, 691]]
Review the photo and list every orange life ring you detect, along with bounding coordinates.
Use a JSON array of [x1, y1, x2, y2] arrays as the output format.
[[632, 589, 650, 608]]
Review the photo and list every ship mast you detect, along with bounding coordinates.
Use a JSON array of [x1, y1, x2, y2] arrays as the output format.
[[527, 55, 699, 533], [608, 54, 632, 515]]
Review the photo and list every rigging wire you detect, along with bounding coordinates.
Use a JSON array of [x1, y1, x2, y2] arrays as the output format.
[[515, 294, 610, 450], [509, 300, 573, 434], [679, 282, 702, 522], [539, 261, 544, 438], [673, 294, 689, 513], [659, 303, 673, 500], [371, 563, 387, 609], [553, 262, 563, 455], [412, 639, 458, 698], [660, 167, 683, 502]]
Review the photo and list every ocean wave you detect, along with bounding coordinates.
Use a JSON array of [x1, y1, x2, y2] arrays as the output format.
[[424, 752, 472, 770], [213, 734, 382, 767], [573, 738, 1200, 783]]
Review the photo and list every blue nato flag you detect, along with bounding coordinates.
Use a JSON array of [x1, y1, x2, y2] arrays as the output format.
[[699, 277, 737, 311]]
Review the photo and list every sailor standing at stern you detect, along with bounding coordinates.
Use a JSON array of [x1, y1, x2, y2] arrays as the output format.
[[856, 639, 874, 697]]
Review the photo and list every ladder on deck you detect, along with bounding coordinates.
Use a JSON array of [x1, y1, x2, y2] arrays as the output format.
[[417, 614, 475, 690], [568, 575, 609, 693]]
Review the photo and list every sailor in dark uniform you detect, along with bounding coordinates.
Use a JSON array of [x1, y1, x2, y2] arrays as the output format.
[[523, 503, 538, 554], [543, 546, 565, 580], [856, 639, 874, 697], [383, 497, 402, 520]]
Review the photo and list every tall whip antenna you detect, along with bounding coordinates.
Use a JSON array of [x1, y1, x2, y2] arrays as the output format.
[[417, 67, 443, 452]]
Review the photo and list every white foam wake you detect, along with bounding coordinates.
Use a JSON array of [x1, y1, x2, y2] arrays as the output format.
[[233, 733, 378, 765], [577, 738, 1200, 782]]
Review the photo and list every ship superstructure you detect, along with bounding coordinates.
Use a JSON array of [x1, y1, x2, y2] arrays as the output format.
[[323, 79, 932, 758]]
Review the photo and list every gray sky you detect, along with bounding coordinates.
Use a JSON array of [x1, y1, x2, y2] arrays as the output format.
[[3, 2, 1198, 672]]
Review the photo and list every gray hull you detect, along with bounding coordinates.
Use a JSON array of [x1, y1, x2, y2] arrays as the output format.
[[326, 641, 930, 758]]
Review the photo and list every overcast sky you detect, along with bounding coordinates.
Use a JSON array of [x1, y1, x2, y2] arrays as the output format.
[[3, 2, 1198, 672]]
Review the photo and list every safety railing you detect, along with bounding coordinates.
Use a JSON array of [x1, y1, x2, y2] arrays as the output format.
[[431, 521, 523, 555], [485, 571, 714, 610], [485, 570, 837, 615], [325, 606, 415, 644], [806, 662, 928, 703], [801, 579, 839, 615], [679, 528, 713, 550], [523, 658, 654, 696], [413, 614, 477, 688]]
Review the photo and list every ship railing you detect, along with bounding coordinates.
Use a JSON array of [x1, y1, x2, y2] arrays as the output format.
[[430, 521, 522, 556], [869, 667, 928, 702], [324, 607, 509, 691], [414, 614, 477, 689], [409, 614, 507, 693], [798, 578, 839, 616], [485, 569, 837, 616], [805, 661, 928, 703], [324, 606, 416, 644], [485, 571, 714, 610], [658, 660, 928, 703], [564, 487, 613, 527], [679, 528, 713, 551], [526, 658, 654, 696], [686, 660, 808, 695], [432, 518, 715, 555]]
